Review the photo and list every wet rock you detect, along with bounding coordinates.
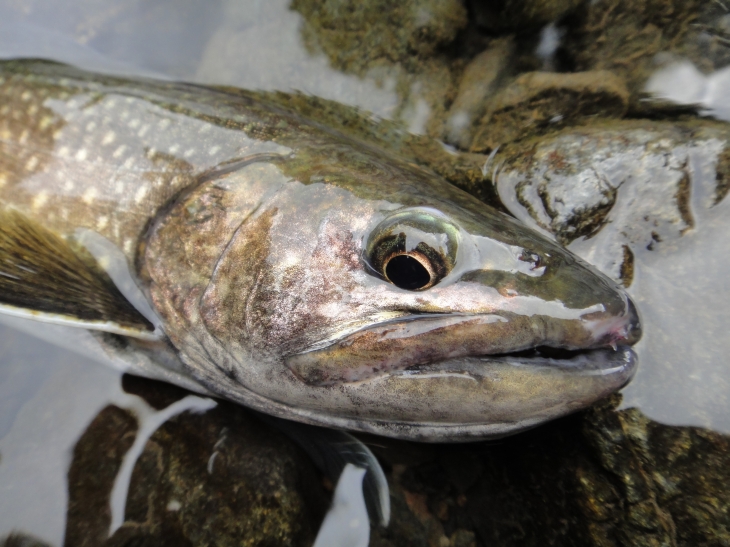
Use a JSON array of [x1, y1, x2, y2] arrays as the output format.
[[291, 0, 470, 138], [64, 378, 328, 547], [443, 37, 516, 149], [469, 70, 629, 151], [561, 0, 708, 102], [365, 396, 730, 547], [0, 534, 52, 547], [469, 0, 584, 32], [492, 119, 730, 282], [692, 1, 730, 72], [64, 405, 138, 547], [291, 0, 468, 73]]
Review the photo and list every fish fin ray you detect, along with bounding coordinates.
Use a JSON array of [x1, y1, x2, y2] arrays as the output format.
[[0, 208, 155, 337]]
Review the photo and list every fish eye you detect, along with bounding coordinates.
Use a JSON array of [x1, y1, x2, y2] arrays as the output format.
[[381, 242, 443, 291], [364, 208, 459, 291]]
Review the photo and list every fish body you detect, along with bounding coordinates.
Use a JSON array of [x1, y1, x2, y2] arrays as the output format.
[[0, 60, 640, 441]]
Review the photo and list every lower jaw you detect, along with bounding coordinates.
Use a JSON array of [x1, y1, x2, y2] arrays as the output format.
[[395, 346, 637, 379]]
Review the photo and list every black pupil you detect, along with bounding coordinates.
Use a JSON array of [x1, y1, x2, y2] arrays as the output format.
[[385, 255, 431, 290]]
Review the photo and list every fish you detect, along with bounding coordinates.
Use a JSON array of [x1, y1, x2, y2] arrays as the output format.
[[0, 60, 641, 441]]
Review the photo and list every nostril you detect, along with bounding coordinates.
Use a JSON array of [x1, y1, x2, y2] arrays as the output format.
[[625, 297, 642, 345]]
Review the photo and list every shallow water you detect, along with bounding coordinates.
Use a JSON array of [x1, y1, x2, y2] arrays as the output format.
[[0, 0, 729, 544]]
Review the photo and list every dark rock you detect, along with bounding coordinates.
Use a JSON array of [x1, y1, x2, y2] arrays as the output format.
[[64, 380, 328, 547], [469, 70, 629, 151], [64, 405, 138, 547], [363, 396, 730, 547], [469, 0, 584, 32], [0, 534, 52, 547], [561, 0, 708, 102], [291, 0, 471, 139], [443, 37, 516, 149], [291, 0, 468, 73]]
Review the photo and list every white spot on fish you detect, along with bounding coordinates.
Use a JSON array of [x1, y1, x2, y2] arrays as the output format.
[[18, 130, 29, 145], [137, 125, 150, 138], [208, 145, 221, 156], [82, 187, 98, 204], [113, 145, 128, 159], [183, 148, 195, 158], [25, 156, 39, 171], [0, 174, 7, 187], [63, 179, 75, 191], [32, 191, 48, 210], [115, 180, 125, 193], [39, 116, 54, 130], [102, 131, 116, 146], [97, 216, 109, 230], [128, 119, 141, 129], [123, 157, 136, 169], [167, 500, 182, 512], [58, 146, 70, 158], [27, 104, 38, 117], [104, 98, 117, 110], [86, 121, 97, 132], [169, 144, 180, 154], [199, 124, 212, 134], [75, 149, 88, 162], [20, 90, 32, 102], [134, 185, 148, 204], [123, 238, 133, 254]]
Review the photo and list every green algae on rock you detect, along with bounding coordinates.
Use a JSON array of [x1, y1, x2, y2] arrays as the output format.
[[561, 0, 711, 103], [64, 378, 328, 547], [469, 70, 630, 152], [366, 396, 730, 547]]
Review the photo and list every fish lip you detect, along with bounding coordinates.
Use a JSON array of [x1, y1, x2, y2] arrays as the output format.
[[288, 309, 640, 386], [397, 345, 638, 378]]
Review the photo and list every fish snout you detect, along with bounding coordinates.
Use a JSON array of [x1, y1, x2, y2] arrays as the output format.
[[624, 297, 642, 345], [584, 294, 642, 349]]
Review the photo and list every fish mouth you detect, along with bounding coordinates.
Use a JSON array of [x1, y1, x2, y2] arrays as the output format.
[[286, 300, 641, 387], [394, 345, 637, 382]]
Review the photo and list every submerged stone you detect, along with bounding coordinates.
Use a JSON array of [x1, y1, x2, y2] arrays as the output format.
[[63, 377, 328, 547], [367, 396, 730, 547], [468, 0, 583, 32], [469, 70, 629, 152], [492, 119, 730, 283]]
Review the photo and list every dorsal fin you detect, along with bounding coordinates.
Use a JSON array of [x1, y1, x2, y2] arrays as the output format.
[[0, 209, 155, 339]]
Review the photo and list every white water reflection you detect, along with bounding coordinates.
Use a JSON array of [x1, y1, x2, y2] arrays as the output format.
[[0, 325, 132, 545], [620, 166, 730, 431], [645, 59, 730, 123]]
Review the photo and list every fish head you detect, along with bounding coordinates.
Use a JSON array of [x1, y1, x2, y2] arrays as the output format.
[[146, 153, 640, 441]]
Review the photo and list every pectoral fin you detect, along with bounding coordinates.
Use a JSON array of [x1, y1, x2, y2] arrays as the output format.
[[0, 209, 156, 339]]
